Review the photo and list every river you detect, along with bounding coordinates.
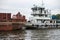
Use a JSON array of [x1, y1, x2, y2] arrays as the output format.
[[0, 29, 60, 40]]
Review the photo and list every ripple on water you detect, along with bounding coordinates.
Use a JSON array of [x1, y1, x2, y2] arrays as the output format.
[[0, 29, 60, 40]]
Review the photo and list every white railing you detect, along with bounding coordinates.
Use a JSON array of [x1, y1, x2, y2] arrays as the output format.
[[56, 23, 60, 25]]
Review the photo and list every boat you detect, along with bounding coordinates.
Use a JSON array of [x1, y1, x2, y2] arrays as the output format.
[[27, 1, 58, 29]]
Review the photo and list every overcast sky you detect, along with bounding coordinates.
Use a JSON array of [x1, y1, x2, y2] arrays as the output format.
[[0, 0, 60, 19]]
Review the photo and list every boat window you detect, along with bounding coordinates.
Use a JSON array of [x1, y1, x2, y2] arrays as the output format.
[[50, 21, 52, 23], [45, 15, 47, 17], [54, 21, 55, 23], [39, 14, 44, 16], [42, 20, 45, 23], [37, 19, 41, 21], [28, 21, 31, 22], [32, 7, 37, 11], [44, 10, 46, 13]]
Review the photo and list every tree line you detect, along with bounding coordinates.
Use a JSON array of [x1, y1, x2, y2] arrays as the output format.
[[52, 14, 60, 19]]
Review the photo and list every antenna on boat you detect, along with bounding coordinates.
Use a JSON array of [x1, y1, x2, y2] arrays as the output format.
[[33, 4, 37, 7], [42, 0, 44, 7]]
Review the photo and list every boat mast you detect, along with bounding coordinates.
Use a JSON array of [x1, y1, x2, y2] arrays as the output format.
[[42, 0, 44, 7]]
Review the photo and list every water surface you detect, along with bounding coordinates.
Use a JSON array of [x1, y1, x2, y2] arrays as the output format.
[[0, 29, 60, 40]]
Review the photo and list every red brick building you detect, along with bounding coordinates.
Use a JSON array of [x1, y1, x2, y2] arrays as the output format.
[[0, 13, 11, 22], [12, 12, 26, 22], [0, 12, 27, 22], [0, 12, 27, 30]]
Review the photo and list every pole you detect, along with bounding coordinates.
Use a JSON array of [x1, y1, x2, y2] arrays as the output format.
[[42, 0, 43, 6]]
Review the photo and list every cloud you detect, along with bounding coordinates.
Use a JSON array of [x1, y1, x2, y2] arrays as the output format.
[[0, 0, 60, 9], [44, 0, 60, 9], [0, 0, 60, 19], [51, 9, 60, 15]]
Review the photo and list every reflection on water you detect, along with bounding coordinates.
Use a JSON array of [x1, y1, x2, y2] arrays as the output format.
[[0, 29, 60, 40], [0, 30, 25, 40]]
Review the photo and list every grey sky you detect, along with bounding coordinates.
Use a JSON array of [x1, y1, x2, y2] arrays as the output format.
[[0, 0, 60, 19]]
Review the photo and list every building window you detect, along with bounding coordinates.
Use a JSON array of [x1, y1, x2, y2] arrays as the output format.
[[3, 17, 6, 19]]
